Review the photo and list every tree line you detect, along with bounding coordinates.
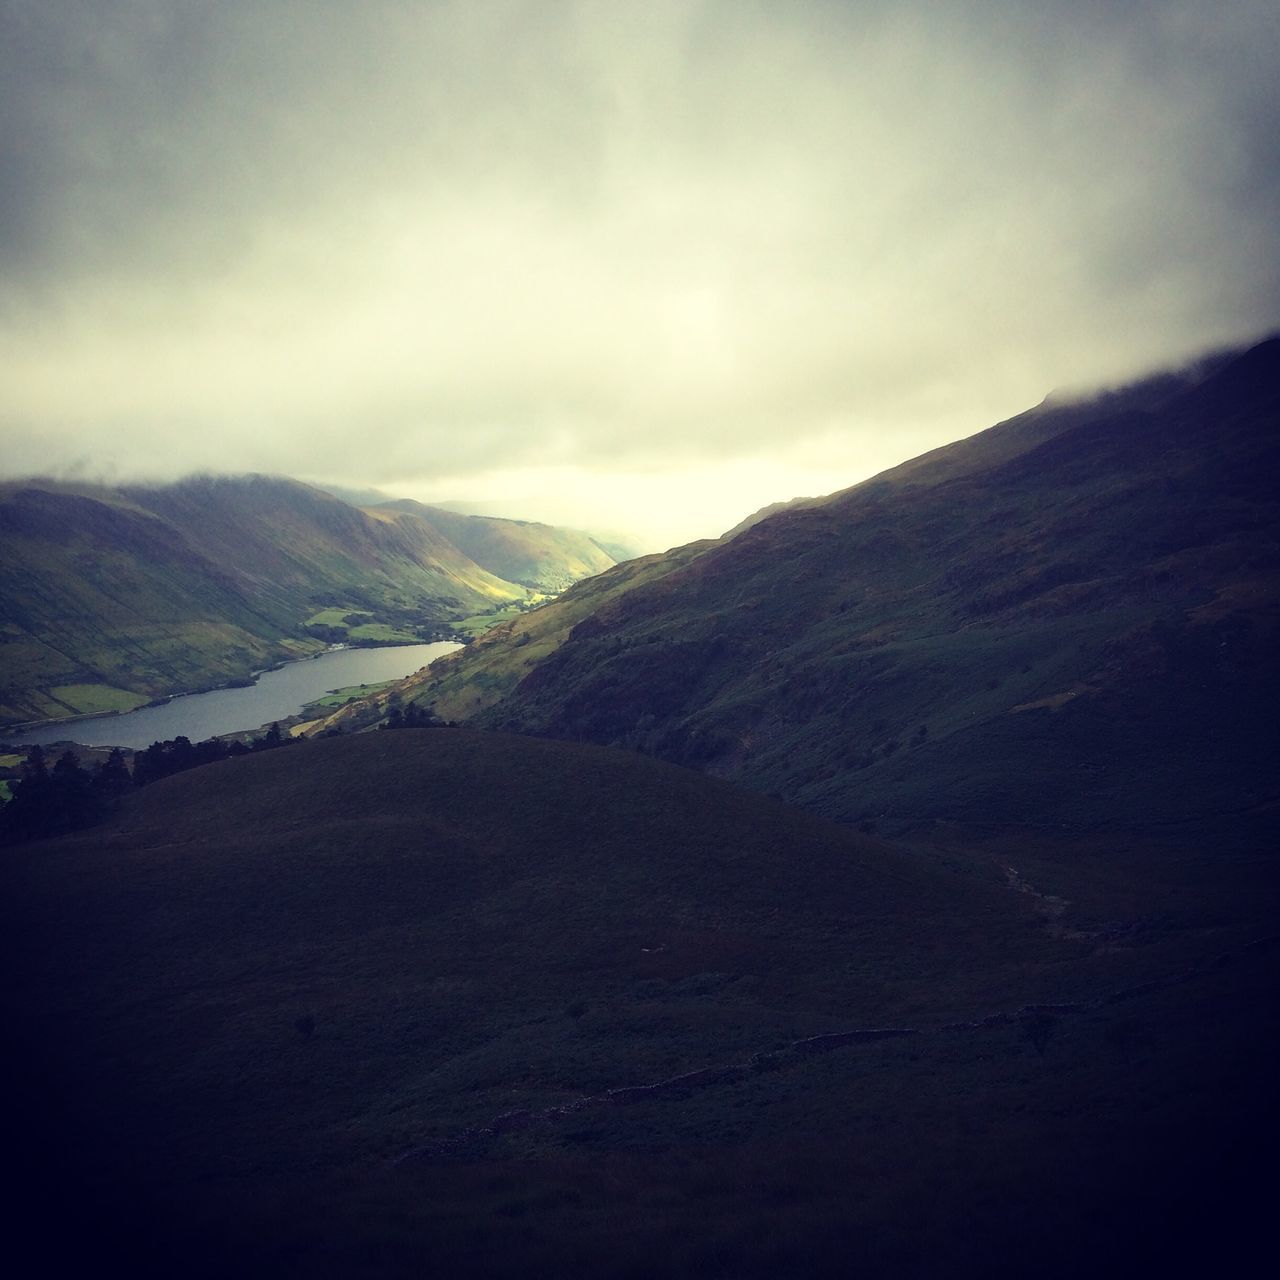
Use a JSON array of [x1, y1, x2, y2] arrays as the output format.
[[0, 724, 292, 845]]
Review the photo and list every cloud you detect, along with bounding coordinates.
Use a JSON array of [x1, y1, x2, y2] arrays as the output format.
[[2, 1, 1278, 542]]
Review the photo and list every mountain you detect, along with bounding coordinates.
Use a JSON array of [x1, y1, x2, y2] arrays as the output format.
[[373, 500, 617, 592], [0, 474, 612, 728], [5, 728, 1274, 1276], [722, 494, 816, 539], [413, 500, 649, 566], [369, 338, 1280, 836], [318, 539, 716, 728]]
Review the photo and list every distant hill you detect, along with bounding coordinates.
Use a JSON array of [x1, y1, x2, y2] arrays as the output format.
[[0, 474, 613, 728], [373, 500, 616, 592], [377, 337, 1280, 835], [418, 500, 649, 567], [5, 728, 1275, 1276]]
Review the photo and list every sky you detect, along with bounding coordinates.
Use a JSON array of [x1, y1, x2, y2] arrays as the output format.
[[3, 1, 1278, 550]]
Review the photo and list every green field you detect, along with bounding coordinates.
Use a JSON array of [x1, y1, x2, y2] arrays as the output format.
[[48, 683, 153, 716], [301, 680, 398, 711], [305, 608, 370, 628], [345, 622, 421, 643], [453, 605, 525, 635]]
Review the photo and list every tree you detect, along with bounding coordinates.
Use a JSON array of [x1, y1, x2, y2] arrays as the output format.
[[0, 745, 105, 844], [93, 747, 132, 799]]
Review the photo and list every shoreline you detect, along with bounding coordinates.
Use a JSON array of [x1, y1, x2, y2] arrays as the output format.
[[0, 638, 457, 742]]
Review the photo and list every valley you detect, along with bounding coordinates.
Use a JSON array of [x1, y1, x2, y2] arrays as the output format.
[[0, 475, 613, 730], [2, 339, 1276, 1276], [5, 641, 461, 749]]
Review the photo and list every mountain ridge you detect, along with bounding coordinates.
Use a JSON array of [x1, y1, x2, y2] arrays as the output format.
[[365, 337, 1279, 836]]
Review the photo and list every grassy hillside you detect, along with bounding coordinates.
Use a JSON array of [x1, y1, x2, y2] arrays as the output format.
[[320, 539, 715, 730], [0, 474, 593, 727], [381, 500, 617, 592], [392, 338, 1280, 836], [3, 729, 1275, 1276]]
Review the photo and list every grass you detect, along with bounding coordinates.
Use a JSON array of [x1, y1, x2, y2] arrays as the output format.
[[4, 729, 1275, 1276], [306, 609, 431, 642], [302, 681, 398, 711], [346, 623, 421, 643], [305, 608, 370, 628], [453, 605, 526, 636], [47, 683, 152, 716]]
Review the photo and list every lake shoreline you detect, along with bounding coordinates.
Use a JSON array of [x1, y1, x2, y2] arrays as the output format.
[[2, 642, 461, 749]]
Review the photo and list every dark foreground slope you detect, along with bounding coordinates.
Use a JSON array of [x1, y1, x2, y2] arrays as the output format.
[[4, 730, 1276, 1277], [411, 339, 1280, 835]]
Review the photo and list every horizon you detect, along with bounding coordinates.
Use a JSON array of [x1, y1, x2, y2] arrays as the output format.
[[4, 327, 1271, 554]]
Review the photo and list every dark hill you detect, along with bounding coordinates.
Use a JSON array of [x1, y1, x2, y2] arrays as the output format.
[[403, 338, 1280, 836], [4, 728, 1275, 1276]]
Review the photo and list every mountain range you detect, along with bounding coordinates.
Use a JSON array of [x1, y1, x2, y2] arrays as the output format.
[[0, 475, 615, 727]]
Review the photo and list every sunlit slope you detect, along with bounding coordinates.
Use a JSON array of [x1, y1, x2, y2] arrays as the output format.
[[0, 474, 532, 725], [422, 339, 1280, 833], [380, 500, 617, 591], [126, 475, 526, 610], [0, 482, 312, 724], [320, 538, 716, 728]]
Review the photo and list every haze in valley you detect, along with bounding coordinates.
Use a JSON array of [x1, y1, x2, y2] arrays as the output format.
[[2, 0, 1278, 549]]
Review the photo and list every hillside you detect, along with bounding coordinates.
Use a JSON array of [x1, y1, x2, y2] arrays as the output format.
[[0, 475, 613, 728], [320, 538, 716, 729], [389, 338, 1280, 836], [4, 729, 1275, 1276], [379, 500, 617, 592]]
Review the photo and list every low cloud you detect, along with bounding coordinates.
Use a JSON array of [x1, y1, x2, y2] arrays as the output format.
[[2, 1, 1277, 543]]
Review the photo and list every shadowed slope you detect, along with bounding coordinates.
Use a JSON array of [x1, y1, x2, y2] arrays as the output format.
[[405, 338, 1280, 835], [3, 728, 1275, 1276]]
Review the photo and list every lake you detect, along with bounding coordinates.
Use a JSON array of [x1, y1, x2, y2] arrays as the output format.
[[10, 643, 462, 749]]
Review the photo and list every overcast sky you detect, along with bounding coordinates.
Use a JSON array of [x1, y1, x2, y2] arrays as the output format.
[[3, 1, 1278, 548]]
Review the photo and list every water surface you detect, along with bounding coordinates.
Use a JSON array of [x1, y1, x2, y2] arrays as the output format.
[[11, 643, 461, 748]]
